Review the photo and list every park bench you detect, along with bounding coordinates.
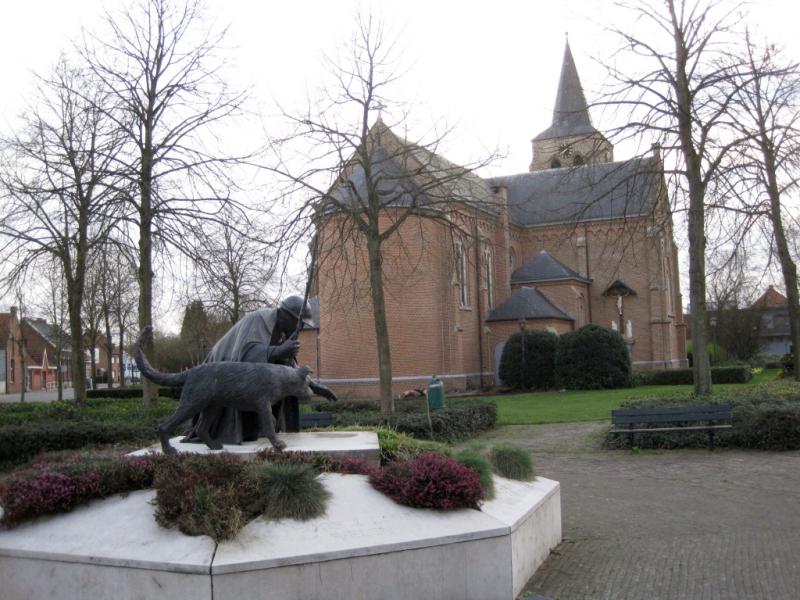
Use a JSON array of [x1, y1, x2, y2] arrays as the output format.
[[610, 404, 733, 450], [299, 412, 334, 428]]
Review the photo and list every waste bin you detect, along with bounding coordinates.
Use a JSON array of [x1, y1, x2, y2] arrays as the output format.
[[427, 375, 444, 411]]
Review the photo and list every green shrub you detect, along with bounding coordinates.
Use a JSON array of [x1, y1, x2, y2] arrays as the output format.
[[454, 449, 495, 499], [555, 324, 631, 389], [498, 329, 558, 390], [633, 366, 752, 386], [310, 399, 378, 413], [86, 387, 180, 400], [326, 400, 497, 442], [376, 428, 448, 464], [249, 463, 330, 521], [152, 453, 253, 541], [489, 445, 535, 481]]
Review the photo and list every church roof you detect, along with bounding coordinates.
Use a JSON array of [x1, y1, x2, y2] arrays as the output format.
[[511, 250, 589, 284], [486, 286, 574, 322], [751, 286, 788, 310], [490, 156, 660, 227], [533, 41, 600, 142], [328, 119, 499, 217]]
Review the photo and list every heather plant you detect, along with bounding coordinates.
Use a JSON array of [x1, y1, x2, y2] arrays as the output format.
[[454, 449, 495, 500], [0, 454, 158, 526], [489, 445, 535, 481], [249, 463, 330, 521], [369, 453, 483, 510]]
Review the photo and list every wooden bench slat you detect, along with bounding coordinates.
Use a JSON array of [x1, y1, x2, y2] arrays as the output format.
[[613, 404, 725, 417], [609, 424, 733, 434], [612, 413, 731, 425]]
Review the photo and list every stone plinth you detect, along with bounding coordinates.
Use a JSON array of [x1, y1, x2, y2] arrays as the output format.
[[129, 431, 381, 466], [0, 474, 561, 600]]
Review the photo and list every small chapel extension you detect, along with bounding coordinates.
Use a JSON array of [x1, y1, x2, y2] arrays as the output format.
[[308, 42, 687, 399]]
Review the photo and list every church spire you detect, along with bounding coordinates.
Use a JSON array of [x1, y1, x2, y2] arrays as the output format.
[[529, 40, 613, 171], [534, 41, 599, 142]]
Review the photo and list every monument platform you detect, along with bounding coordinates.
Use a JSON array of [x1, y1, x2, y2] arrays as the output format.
[[129, 431, 382, 466], [0, 472, 561, 600]]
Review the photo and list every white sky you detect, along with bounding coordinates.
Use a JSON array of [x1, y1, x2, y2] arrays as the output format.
[[2, 0, 799, 329]]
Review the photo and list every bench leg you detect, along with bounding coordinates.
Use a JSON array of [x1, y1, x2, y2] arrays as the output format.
[[708, 428, 715, 451], [627, 428, 634, 449]]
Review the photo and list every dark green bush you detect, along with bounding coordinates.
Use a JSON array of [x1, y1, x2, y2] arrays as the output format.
[[605, 383, 800, 451], [555, 324, 631, 389], [633, 366, 752, 386], [320, 400, 497, 442], [86, 387, 180, 399], [498, 329, 558, 390], [310, 399, 379, 413]]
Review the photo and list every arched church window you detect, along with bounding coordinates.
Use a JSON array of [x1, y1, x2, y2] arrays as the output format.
[[550, 158, 562, 169], [456, 240, 469, 308], [573, 154, 584, 166]]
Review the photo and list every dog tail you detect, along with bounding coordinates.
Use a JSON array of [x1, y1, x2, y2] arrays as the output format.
[[133, 327, 189, 387]]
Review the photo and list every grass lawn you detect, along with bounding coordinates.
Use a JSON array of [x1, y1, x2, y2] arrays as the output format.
[[480, 368, 779, 425]]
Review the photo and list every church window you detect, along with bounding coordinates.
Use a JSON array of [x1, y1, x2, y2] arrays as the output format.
[[550, 158, 562, 169], [509, 248, 516, 271], [484, 245, 494, 309], [573, 154, 584, 166], [456, 241, 469, 307]]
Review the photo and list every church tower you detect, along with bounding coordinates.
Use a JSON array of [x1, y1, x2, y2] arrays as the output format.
[[530, 41, 614, 172]]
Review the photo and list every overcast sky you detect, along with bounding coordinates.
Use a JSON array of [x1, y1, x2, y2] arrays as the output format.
[[2, 0, 798, 327]]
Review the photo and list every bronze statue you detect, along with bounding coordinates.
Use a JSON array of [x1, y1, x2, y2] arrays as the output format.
[[133, 326, 315, 453], [182, 296, 336, 445]]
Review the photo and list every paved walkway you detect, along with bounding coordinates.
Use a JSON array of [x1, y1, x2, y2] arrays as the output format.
[[473, 422, 800, 600]]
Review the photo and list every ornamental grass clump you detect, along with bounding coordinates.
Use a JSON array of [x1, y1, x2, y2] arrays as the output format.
[[249, 463, 330, 521], [368, 452, 483, 510], [454, 449, 495, 500], [489, 445, 536, 481]]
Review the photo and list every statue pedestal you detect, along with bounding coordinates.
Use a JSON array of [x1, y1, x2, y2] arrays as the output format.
[[129, 431, 381, 466], [0, 474, 561, 600]]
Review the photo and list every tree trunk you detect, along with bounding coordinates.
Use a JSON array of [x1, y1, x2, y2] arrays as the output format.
[[69, 286, 87, 403], [139, 154, 157, 406], [104, 312, 114, 389], [672, 17, 712, 395], [56, 343, 63, 402], [367, 235, 394, 416], [118, 327, 126, 388], [764, 165, 800, 380]]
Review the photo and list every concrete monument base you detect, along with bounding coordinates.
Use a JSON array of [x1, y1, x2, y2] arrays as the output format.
[[129, 431, 382, 466], [0, 472, 560, 600]]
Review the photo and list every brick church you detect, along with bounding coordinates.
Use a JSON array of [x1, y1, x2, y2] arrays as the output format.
[[300, 42, 687, 398]]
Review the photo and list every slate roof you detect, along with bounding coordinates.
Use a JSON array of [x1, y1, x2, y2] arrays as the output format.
[[24, 319, 69, 349], [534, 42, 600, 142], [486, 286, 574, 322], [511, 250, 589, 284], [490, 156, 659, 227], [328, 119, 499, 217], [751, 286, 788, 310]]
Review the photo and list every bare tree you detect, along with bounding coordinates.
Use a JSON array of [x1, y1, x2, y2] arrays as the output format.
[[191, 209, 277, 324], [270, 15, 496, 414], [36, 260, 71, 401], [726, 35, 800, 378], [82, 0, 252, 404], [604, 0, 747, 394], [0, 59, 123, 403]]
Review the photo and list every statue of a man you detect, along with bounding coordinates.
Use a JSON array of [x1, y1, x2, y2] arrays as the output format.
[[182, 295, 336, 445]]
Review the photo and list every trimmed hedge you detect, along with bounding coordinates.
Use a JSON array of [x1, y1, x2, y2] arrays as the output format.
[[328, 400, 497, 442], [555, 324, 631, 389], [605, 382, 800, 450], [498, 329, 558, 390], [633, 366, 752, 386], [86, 387, 181, 400]]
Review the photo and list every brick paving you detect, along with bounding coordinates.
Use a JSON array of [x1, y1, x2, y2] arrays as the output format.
[[475, 422, 800, 600]]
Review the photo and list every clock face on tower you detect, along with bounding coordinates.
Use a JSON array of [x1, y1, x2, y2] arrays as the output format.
[[559, 143, 573, 158]]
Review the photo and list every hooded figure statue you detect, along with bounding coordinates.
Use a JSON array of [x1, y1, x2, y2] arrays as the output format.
[[182, 296, 336, 445]]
